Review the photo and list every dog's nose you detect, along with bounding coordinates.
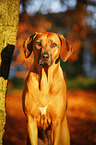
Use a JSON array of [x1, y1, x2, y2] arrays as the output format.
[[42, 53, 49, 60]]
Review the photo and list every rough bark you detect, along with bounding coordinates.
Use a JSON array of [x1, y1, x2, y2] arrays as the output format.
[[0, 0, 20, 144]]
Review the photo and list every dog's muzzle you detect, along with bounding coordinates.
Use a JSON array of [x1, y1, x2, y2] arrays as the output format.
[[38, 52, 52, 66]]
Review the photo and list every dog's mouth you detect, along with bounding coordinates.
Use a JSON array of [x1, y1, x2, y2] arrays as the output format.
[[38, 60, 49, 76], [38, 60, 50, 67]]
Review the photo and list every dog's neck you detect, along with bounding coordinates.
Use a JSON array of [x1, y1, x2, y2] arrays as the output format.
[[33, 61, 60, 91], [35, 61, 59, 77]]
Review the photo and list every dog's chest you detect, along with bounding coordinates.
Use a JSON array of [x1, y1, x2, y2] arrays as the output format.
[[39, 106, 47, 115], [27, 67, 65, 106], [28, 69, 52, 95], [40, 69, 51, 92]]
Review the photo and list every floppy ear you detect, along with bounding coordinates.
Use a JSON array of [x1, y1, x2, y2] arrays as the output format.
[[22, 32, 39, 58], [59, 34, 73, 62]]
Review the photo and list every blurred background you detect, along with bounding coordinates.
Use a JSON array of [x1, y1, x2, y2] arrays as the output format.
[[4, 0, 96, 145]]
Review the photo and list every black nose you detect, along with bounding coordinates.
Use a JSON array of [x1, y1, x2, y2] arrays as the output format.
[[41, 53, 49, 60]]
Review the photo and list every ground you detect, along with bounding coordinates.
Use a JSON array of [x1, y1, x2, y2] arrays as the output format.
[[3, 90, 96, 145]]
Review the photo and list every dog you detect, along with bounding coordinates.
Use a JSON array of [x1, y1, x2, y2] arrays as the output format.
[[22, 32, 73, 145]]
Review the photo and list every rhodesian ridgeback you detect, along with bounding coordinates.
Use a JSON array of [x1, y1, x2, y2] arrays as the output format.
[[22, 32, 73, 145]]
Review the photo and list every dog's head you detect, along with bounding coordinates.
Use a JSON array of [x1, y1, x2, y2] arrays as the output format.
[[23, 32, 73, 67]]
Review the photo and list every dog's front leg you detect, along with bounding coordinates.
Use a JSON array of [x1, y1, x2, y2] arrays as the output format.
[[28, 115, 38, 145], [53, 121, 61, 145]]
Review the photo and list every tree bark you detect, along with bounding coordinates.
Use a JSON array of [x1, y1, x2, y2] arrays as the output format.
[[0, 0, 20, 144]]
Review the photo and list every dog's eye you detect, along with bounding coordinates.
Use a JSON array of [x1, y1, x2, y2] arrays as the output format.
[[35, 42, 41, 46], [51, 43, 57, 48]]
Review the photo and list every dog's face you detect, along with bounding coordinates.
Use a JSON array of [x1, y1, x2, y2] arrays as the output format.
[[23, 32, 73, 66], [33, 32, 61, 67]]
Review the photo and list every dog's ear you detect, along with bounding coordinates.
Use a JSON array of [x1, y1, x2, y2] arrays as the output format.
[[22, 32, 40, 58], [59, 34, 73, 62]]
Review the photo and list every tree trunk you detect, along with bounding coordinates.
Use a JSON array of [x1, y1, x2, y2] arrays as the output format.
[[0, 0, 20, 144]]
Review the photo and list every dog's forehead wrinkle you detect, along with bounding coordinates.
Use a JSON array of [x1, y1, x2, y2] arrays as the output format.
[[48, 36, 60, 44], [36, 36, 48, 46], [37, 33, 59, 41]]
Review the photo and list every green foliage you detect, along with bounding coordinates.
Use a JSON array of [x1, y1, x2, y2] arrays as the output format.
[[8, 76, 96, 92], [66, 76, 96, 90], [60, 60, 83, 78], [9, 77, 24, 90]]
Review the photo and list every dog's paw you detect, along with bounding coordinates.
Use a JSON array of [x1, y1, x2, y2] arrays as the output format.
[[36, 114, 52, 130]]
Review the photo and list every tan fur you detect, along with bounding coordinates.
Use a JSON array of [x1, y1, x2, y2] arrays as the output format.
[[22, 32, 73, 145]]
